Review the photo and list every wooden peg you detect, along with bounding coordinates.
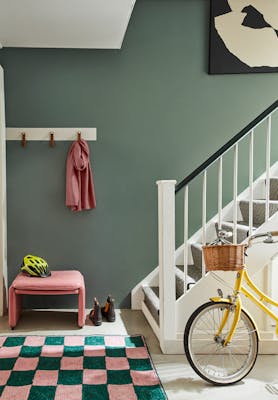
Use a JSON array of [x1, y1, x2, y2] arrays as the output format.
[[77, 132, 81, 142], [50, 132, 55, 147], [21, 132, 26, 147]]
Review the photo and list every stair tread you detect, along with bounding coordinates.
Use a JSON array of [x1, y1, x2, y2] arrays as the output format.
[[240, 199, 278, 204], [220, 221, 260, 230], [175, 267, 195, 283], [224, 220, 260, 228], [176, 265, 201, 283], [142, 285, 159, 296], [219, 221, 251, 231], [175, 266, 195, 279], [191, 242, 203, 250]]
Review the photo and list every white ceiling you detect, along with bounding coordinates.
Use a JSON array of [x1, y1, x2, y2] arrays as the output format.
[[0, 0, 136, 49]]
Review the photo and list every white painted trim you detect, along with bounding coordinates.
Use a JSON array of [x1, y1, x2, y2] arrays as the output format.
[[157, 180, 176, 344], [0, 67, 7, 316], [152, 337, 278, 355], [265, 116, 271, 221], [249, 130, 254, 234], [6, 128, 97, 141], [131, 266, 159, 309], [202, 170, 207, 277], [141, 302, 160, 340], [183, 186, 189, 292], [233, 143, 238, 243], [218, 157, 223, 229], [202, 170, 207, 245]]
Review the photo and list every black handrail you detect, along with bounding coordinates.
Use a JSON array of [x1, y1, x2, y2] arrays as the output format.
[[175, 100, 278, 194]]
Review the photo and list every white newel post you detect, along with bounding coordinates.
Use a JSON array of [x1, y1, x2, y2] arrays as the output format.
[[157, 180, 177, 352], [0, 66, 7, 316]]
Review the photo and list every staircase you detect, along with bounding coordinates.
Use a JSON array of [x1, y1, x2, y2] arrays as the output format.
[[132, 100, 278, 354]]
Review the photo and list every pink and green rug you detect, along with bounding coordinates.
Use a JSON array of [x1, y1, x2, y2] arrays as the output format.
[[0, 335, 167, 400]]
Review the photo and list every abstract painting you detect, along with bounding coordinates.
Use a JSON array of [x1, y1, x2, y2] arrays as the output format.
[[209, 0, 278, 74]]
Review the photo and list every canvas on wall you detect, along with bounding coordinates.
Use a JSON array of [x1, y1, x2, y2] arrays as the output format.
[[209, 0, 278, 74]]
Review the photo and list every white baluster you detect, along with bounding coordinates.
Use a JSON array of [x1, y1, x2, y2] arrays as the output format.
[[233, 144, 238, 244], [202, 170, 207, 277], [249, 130, 254, 235], [265, 115, 271, 222], [183, 185, 189, 293], [218, 157, 223, 231]]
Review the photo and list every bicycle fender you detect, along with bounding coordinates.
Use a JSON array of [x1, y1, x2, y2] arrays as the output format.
[[210, 297, 261, 340]]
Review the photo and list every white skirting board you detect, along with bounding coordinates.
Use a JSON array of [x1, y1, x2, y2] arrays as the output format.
[[6, 128, 97, 141]]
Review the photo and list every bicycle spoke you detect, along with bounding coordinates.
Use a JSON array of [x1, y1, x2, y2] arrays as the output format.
[[184, 302, 258, 385]]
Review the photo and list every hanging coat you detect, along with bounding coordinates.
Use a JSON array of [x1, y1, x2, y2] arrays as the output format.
[[66, 139, 96, 211]]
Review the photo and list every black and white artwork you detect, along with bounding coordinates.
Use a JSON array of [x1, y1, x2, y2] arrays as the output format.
[[209, 0, 278, 74]]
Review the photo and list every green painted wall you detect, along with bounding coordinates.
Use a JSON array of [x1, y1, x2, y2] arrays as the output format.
[[0, 0, 277, 309]]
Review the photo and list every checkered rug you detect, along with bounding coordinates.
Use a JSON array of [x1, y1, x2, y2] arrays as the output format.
[[0, 335, 167, 400]]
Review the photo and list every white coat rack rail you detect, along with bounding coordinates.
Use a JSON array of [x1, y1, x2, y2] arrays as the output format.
[[6, 128, 97, 147]]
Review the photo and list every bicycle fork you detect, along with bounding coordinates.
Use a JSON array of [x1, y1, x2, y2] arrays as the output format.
[[211, 270, 245, 347]]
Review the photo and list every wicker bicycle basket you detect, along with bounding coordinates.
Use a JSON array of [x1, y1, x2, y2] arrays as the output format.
[[203, 244, 246, 271]]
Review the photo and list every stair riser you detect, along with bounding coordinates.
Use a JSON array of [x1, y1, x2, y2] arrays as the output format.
[[176, 267, 196, 298], [240, 202, 278, 226], [142, 287, 159, 325], [270, 178, 278, 200], [191, 244, 202, 272]]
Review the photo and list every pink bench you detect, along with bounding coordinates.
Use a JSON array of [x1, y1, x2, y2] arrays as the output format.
[[9, 270, 86, 329]]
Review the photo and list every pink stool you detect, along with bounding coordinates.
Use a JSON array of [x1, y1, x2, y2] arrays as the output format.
[[9, 270, 86, 329]]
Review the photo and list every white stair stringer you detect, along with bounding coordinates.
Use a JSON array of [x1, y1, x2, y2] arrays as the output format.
[[131, 266, 158, 310], [171, 212, 278, 355]]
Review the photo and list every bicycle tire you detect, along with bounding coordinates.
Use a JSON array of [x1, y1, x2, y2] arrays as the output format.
[[184, 301, 258, 385]]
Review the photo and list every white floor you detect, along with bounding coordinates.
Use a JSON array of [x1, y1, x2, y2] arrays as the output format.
[[0, 309, 277, 400]]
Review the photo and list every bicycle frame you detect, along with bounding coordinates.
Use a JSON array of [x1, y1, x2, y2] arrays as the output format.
[[211, 266, 278, 346]]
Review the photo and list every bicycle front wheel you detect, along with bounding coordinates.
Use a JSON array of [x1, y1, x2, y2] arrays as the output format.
[[184, 301, 258, 385]]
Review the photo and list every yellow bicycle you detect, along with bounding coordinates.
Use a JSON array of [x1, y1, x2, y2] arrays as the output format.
[[184, 231, 278, 385]]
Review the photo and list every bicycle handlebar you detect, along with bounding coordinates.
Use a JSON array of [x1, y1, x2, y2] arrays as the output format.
[[212, 230, 278, 247], [247, 231, 278, 247]]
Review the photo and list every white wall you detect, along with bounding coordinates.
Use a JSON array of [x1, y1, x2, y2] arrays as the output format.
[[0, 66, 7, 316]]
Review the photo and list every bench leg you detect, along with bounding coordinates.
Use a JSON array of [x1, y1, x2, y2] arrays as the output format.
[[78, 286, 85, 328], [9, 287, 22, 329]]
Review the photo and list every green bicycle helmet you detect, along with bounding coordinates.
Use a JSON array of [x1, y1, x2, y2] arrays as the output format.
[[21, 255, 51, 277]]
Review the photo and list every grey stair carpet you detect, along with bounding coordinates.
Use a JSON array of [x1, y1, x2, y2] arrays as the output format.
[[142, 267, 196, 325], [142, 286, 159, 324], [215, 221, 254, 244], [175, 266, 196, 297], [177, 264, 201, 284], [174, 243, 204, 285], [239, 199, 278, 226], [191, 243, 203, 277], [269, 177, 278, 200]]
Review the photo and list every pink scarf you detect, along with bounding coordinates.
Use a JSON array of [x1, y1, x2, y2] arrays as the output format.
[[66, 139, 96, 211]]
